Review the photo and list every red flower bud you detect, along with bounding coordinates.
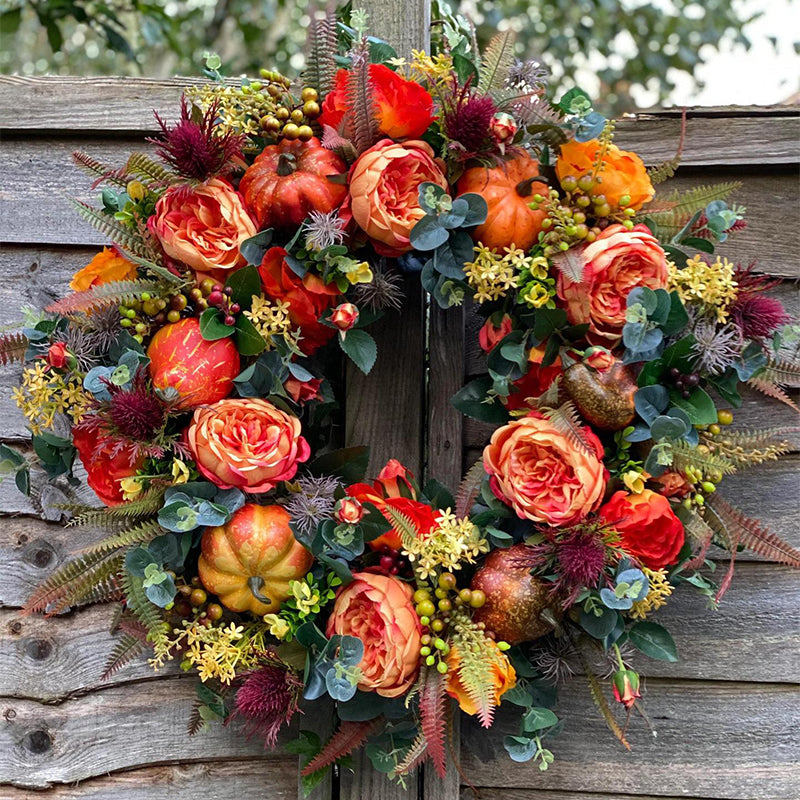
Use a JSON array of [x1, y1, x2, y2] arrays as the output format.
[[284, 376, 323, 404], [611, 669, 641, 709], [336, 497, 364, 525], [478, 313, 513, 353], [330, 303, 359, 334], [583, 347, 615, 372], [489, 113, 518, 146], [46, 342, 70, 370]]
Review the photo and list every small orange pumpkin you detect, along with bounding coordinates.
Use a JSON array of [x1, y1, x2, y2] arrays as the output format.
[[239, 137, 347, 231], [198, 504, 313, 615], [456, 154, 549, 251]]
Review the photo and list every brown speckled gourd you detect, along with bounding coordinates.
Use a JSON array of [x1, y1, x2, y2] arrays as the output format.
[[563, 359, 637, 431]]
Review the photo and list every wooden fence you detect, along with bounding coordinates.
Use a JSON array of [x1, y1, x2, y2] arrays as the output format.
[[0, 69, 798, 800]]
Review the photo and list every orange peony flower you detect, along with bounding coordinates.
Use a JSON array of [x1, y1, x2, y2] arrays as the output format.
[[149, 178, 257, 279], [599, 489, 685, 569], [72, 426, 144, 506], [556, 140, 654, 210], [70, 247, 137, 291], [258, 246, 340, 355], [503, 344, 562, 412], [346, 139, 449, 256], [445, 641, 517, 718], [326, 572, 421, 697], [483, 412, 606, 526], [187, 398, 310, 493], [557, 223, 669, 343], [320, 64, 435, 140]]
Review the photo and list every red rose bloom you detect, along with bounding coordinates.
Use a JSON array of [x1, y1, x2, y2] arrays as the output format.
[[503, 345, 562, 412], [258, 247, 340, 355], [72, 426, 144, 506], [320, 64, 435, 140], [478, 314, 513, 353], [599, 489, 685, 569]]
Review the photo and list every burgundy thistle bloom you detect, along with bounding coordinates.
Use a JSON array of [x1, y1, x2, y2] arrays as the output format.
[[149, 97, 245, 181], [442, 84, 496, 157], [233, 655, 303, 748], [729, 263, 789, 339]]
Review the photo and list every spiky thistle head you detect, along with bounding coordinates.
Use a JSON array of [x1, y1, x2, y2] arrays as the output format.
[[442, 85, 496, 157], [690, 320, 741, 375], [304, 210, 347, 252], [507, 57, 548, 92], [728, 263, 790, 340], [148, 97, 246, 181], [281, 474, 341, 536], [531, 636, 576, 685], [553, 524, 613, 600], [233, 651, 303, 748], [351, 264, 404, 311]]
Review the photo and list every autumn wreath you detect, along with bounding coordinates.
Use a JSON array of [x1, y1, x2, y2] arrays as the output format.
[[4, 6, 799, 787]]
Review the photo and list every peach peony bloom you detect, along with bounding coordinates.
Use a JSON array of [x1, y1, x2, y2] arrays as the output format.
[[556, 140, 654, 210], [483, 412, 606, 526], [70, 247, 137, 291], [326, 572, 421, 698], [187, 398, 310, 493], [149, 178, 257, 279], [599, 489, 685, 569], [445, 641, 516, 718], [347, 139, 448, 256], [557, 223, 669, 343]]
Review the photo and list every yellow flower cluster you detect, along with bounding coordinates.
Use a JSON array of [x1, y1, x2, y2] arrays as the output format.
[[408, 50, 455, 90], [402, 508, 489, 580], [464, 244, 527, 303], [630, 568, 673, 620], [184, 84, 276, 138], [184, 621, 246, 684], [12, 361, 89, 434], [244, 294, 295, 349], [668, 255, 739, 322], [289, 578, 322, 616]]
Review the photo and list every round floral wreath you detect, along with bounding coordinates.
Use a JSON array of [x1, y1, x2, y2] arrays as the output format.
[[6, 7, 799, 783]]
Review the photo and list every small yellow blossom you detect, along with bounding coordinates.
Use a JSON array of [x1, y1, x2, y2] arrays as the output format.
[[464, 243, 521, 303], [529, 256, 550, 281], [13, 361, 89, 434], [171, 458, 190, 485], [120, 476, 144, 501], [263, 613, 291, 640], [183, 621, 245, 684], [521, 282, 551, 308], [630, 568, 673, 620], [184, 83, 279, 140], [409, 50, 455, 89], [622, 469, 648, 494], [244, 294, 295, 348], [344, 260, 373, 285], [290, 579, 321, 616], [668, 255, 739, 322]]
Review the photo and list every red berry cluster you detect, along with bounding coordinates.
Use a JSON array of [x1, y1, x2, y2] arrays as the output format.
[[207, 284, 241, 326]]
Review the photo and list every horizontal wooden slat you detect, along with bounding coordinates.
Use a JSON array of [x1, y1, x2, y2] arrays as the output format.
[[460, 792, 721, 800], [0, 677, 295, 790], [460, 680, 800, 800], [3, 760, 298, 800]]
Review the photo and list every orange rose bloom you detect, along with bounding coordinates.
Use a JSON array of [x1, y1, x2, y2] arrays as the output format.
[[557, 223, 668, 343], [70, 247, 137, 291], [326, 572, 421, 698], [347, 139, 448, 256], [320, 64, 435, 140], [72, 426, 144, 506], [599, 489, 685, 569], [556, 140, 654, 210], [445, 641, 516, 721], [483, 412, 606, 526], [150, 178, 257, 279], [187, 398, 310, 493], [259, 246, 340, 355]]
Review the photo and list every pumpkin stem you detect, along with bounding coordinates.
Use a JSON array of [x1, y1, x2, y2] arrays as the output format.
[[515, 175, 548, 198], [248, 576, 272, 606], [276, 152, 297, 177]]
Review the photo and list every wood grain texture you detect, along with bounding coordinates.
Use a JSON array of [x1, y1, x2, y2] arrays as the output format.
[[2, 760, 298, 800], [459, 680, 800, 800]]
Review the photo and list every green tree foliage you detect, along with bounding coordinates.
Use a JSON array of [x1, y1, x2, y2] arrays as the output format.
[[0, 0, 761, 111]]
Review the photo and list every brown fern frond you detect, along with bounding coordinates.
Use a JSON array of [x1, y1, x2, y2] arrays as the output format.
[[72, 151, 130, 188], [345, 48, 379, 154], [0, 332, 28, 366], [456, 459, 487, 517], [187, 699, 207, 736], [646, 109, 686, 185], [576, 648, 630, 750], [47, 279, 161, 316], [680, 510, 715, 570], [765, 356, 800, 388], [303, 6, 340, 100], [70, 199, 153, 257], [125, 152, 178, 186], [301, 718, 382, 775], [321, 124, 358, 164], [419, 667, 448, 777], [478, 30, 517, 94], [542, 401, 595, 456], [101, 632, 146, 680], [746, 376, 799, 412], [707, 494, 800, 567], [395, 731, 429, 775]]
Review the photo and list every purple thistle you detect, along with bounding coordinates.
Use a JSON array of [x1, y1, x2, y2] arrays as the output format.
[[149, 97, 245, 181], [731, 294, 790, 341], [442, 85, 496, 156]]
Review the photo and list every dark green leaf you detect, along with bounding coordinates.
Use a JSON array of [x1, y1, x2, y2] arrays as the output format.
[[199, 307, 235, 340], [234, 314, 267, 356], [339, 329, 377, 375], [226, 265, 261, 310], [628, 621, 679, 662], [451, 377, 509, 423], [669, 386, 717, 425], [239, 229, 274, 265]]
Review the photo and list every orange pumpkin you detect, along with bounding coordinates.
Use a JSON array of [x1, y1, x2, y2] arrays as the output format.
[[198, 504, 313, 615], [239, 137, 347, 231], [147, 318, 240, 411], [456, 155, 549, 251]]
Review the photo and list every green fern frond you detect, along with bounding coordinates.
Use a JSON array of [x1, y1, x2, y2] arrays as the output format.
[[478, 30, 516, 94], [746, 376, 799, 412], [121, 572, 170, 645], [79, 519, 165, 556], [451, 615, 499, 728], [72, 151, 129, 187], [81, 563, 124, 605], [383, 505, 421, 551], [671, 440, 737, 476], [648, 182, 742, 237], [70, 199, 153, 257], [125, 152, 178, 185], [120, 252, 186, 286], [303, 8, 339, 100], [101, 632, 146, 680], [24, 551, 123, 616], [707, 427, 797, 467], [542, 401, 596, 456], [0, 332, 28, 366], [67, 489, 166, 530], [47, 278, 161, 316]]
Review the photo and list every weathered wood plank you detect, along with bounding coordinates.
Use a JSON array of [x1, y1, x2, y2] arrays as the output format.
[[0, 677, 295, 790], [459, 680, 800, 800], [460, 791, 748, 800], [2, 759, 298, 800]]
